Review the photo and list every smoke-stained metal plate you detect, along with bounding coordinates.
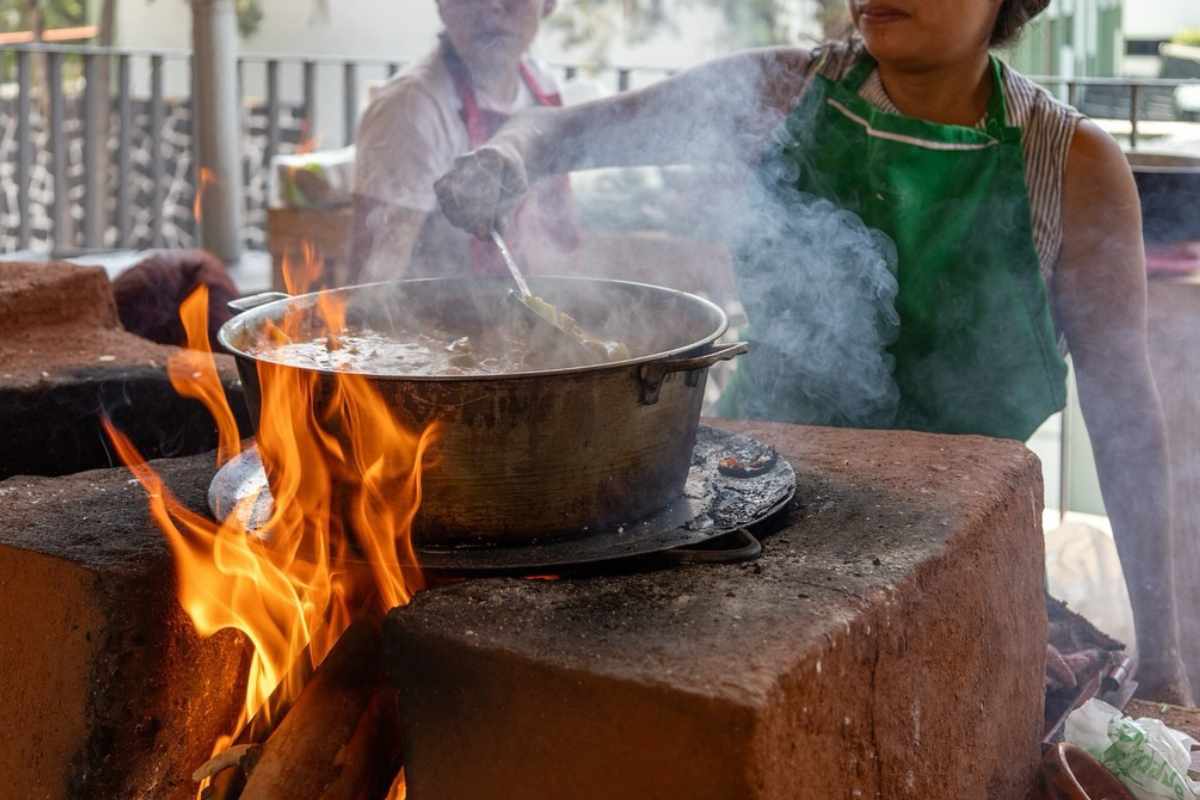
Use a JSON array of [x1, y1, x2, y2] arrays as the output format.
[[207, 426, 795, 573]]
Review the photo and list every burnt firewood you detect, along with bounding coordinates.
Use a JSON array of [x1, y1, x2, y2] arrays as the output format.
[[314, 689, 405, 800], [237, 616, 388, 800], [196, 744, 261, 800], [1047, 594, 1125, 654]]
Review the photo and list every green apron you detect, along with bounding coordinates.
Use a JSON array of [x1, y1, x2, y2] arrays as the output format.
[[720, 56, 1067, 441]]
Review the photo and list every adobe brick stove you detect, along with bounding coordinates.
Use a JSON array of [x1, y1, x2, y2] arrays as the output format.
[[384, 423, 1047, 800], [0, 262, 1048, 799]]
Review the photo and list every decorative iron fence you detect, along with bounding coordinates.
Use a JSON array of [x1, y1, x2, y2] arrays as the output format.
[[1032, 74, 1200, 148], [0, 42, 1196, 258]]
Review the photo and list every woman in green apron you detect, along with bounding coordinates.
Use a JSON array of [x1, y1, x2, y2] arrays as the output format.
[[433, 0, 1189, 703]]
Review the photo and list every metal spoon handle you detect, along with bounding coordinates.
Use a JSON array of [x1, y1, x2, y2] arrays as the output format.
[[490, 229, 532, 298]]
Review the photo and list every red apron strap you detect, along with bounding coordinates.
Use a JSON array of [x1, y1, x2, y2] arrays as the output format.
[[443, 43, 489, 148], [443, 44, 580, 276], [518, 62, 564, 108]]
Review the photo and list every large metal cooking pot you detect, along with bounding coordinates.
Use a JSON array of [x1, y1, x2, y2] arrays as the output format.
[[218, 276, 747, 546]]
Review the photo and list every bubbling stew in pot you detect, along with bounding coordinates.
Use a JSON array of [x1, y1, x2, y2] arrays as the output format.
[[247, 300, 631, 377], [254, 327, 526, 376]]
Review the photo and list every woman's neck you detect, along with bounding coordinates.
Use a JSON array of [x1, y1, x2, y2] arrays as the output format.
[[461, 49, 523, 105], [875, 52, 994, 126]]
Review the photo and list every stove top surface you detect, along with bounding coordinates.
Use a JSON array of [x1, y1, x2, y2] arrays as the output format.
[[208, 425, 795, 573]]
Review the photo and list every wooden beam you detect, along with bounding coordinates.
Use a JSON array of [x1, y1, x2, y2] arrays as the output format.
[[192, 0, 244, 261]]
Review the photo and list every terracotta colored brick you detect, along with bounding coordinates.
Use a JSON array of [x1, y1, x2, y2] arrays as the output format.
[[0, 261, 250, 479], [0, 261, 119, 334], [0, 452, 250, 800], [385, 422, 1047, 800]]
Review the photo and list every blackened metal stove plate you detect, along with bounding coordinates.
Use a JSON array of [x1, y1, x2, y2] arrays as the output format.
[[207, 426, 795, 572]]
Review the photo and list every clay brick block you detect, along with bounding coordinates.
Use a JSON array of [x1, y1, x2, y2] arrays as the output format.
[[0, 261, 120, 333], [385, 422, 1048, 800], [0, 261, 250, 479], [0, 452, 250, 800]]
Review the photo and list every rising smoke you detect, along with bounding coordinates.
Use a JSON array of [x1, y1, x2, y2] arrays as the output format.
[[627, 51, 903, 428], [728, 156, 901, 427], [360, 43, 904, 426]]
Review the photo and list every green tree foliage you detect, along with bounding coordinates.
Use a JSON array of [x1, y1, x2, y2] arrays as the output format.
[[0, 0, 270, 40], [0, 0, 86, 34], [235, 0, 263, 37]]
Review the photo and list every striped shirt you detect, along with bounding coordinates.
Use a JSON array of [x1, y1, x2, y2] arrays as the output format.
[[813, 51, 1084, 286]]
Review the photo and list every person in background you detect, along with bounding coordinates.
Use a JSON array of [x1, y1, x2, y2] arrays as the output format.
[[433, 0, 1193, 703], [350, 0, 578, 282]]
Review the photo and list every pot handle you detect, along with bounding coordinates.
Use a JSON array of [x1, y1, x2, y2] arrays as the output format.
[[228, 291, 291, 314], [656, 528, 762, 565], [638, 341, 749, 405]]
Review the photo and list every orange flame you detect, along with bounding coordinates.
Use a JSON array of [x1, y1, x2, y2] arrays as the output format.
[[281, 240, 325, 296], [168, 285, 241, 465], [104, 245, 432, 792], [193, 166, 217, 222], [386, 768, 408, 800]]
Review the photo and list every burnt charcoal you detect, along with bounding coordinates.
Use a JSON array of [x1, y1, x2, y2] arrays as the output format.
[[716, 438, 778, 478], [1047, 594, 1125, 654]]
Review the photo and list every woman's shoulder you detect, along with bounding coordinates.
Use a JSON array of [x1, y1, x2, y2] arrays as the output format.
[[359, 50, 456, 144], [808, 39, 868, 81], [368, 50, 450, 110], [729, 45, 827, 117], [1064, 118, 1134, 196]]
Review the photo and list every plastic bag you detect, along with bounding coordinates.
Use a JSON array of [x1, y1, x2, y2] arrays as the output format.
[[1065, 699, 1200, 800]]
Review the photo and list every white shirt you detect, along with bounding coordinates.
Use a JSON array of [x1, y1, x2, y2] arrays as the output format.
[[354, 41, 563, 213]]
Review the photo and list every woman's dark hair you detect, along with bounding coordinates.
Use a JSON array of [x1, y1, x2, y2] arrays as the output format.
[[991, 0, 1051, 47]]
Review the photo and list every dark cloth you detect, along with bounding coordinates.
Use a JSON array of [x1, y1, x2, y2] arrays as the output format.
[[112, 249, 238, 348]]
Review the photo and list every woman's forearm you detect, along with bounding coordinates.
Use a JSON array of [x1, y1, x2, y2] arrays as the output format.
[[434, 48, 810, 237], [1055, 119, 1189, 701], [496, 48, 807, 181], [1077, 370, 1179, 662]]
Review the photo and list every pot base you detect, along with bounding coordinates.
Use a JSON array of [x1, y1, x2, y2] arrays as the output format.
[[207, 426, 796, 573]]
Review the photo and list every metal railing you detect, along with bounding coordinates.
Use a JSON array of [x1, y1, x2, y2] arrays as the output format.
[[1030, 74, 1200, 149], [4, 44, 200, 253], [0, 42, 1196, 257], [0, 43, 677, 256]]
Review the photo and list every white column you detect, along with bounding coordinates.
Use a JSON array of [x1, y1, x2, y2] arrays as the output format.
[[192, 0, 243, 262]]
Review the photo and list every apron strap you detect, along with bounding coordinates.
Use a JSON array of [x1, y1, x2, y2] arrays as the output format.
[[444, 42, 566, 146], [442, 42, 579, 276], [838, 53, 1013, 134], [518, 62, 564, 108], [982, 56, 1011, 134], [443, 42, 489, 148], [841, 57, 878, 93]]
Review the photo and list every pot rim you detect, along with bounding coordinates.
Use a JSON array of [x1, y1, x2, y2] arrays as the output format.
[[218, 274, 732, 382]]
